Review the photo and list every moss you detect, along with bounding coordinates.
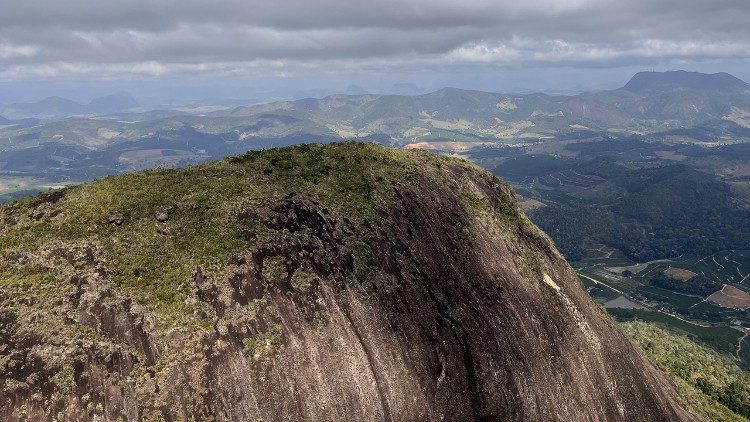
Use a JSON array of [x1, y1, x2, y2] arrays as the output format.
[[50, 365, 75, 404], [460, 177, 532, 238], [292, 268, 316, 293], [346, 237, 375, 280], [0, 264, 58, 291], [494, 192, 523, 225], [243, 324, 284, 359], [461, 191, 492, 213], [262, 255, 287, 281], [520, 247, 545, 285]]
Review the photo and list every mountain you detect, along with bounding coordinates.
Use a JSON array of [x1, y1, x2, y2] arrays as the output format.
[[0, 143, 692, 420], [0, 93, 138, 119], [0, 96, 87, 119], [86, 92, 139, 114], [623, 71, 750, 93], [0, 116, 11, 125]]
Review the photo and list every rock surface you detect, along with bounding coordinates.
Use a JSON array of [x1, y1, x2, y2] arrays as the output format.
[[0, 143, 694, 421], [108, 213, 125, 226], [154, 211, 169, 222]]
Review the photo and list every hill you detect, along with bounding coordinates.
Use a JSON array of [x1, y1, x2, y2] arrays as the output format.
[[491, 156, 750, 262], [0, 96, 87, 119], [0, 143, 692, 420], [624, 71, 750, 93]]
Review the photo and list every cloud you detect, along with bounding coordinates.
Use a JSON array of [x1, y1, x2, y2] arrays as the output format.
[[447, 38, 750, 66], [0, 44, 38, 60], [0, 0, 749, 82]]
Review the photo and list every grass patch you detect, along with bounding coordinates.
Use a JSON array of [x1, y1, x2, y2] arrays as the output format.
[[623, 321, 750, 421]]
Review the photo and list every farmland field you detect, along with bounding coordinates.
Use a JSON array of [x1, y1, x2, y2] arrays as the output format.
[[575, 249, 750, 368], [708, 285, 750, 309]]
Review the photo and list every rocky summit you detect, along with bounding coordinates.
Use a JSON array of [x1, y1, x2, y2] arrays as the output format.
[[0, 142, 693, 421]]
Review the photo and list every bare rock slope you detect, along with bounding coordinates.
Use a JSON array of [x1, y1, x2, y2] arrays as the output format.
[[0, 143, 694, 421]]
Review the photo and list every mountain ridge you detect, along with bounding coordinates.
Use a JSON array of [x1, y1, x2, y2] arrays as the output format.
[[623, 70, 750, 93], [0, 143, 693, 420], [0, 92, 139, 119]]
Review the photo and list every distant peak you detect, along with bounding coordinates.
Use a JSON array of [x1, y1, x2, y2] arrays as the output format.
[[40, 96, 81, 104], [623, 70, 749, 93], [87, 92, 139, 112]]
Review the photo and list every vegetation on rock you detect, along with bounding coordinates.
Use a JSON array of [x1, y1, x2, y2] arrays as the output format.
[[0, 142, 692, 421]]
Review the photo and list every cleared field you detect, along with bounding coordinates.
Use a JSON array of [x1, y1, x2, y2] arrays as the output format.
[[708, 285, 750, 309], [664, 266, 697, 281], [579, 267, 637, 289], [519, 198, 546, 210], [0, 175, 76, 204], [405, 141, 499, 151], [607, 262, 651, 275], [607, 258, 673, 275]]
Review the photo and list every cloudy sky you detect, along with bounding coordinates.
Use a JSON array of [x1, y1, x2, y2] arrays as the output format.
[[1, 0, 749, 103]]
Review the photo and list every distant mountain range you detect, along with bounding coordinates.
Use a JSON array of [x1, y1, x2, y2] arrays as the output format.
[[4, 70, 747, 126], [0, 92, 138, 119], [624, 70, 750, 93], [193, 70, 750, 146], [1, 70, 749, 202]]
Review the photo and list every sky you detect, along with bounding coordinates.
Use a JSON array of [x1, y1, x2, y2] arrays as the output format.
[[1, 0, 749, 104]]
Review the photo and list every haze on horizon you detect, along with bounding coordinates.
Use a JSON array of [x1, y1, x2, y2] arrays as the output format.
[[1, 0, 749, 104]]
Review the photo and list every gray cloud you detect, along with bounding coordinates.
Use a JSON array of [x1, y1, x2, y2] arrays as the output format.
[[0, 0, 749, 91]]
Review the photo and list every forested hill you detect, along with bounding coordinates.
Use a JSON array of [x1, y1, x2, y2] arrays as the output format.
[[513, 158, 750, 261]]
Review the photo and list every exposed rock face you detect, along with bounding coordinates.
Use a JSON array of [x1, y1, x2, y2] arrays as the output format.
[[108, 213, 125, 226], [0, 143, 693, 421]]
